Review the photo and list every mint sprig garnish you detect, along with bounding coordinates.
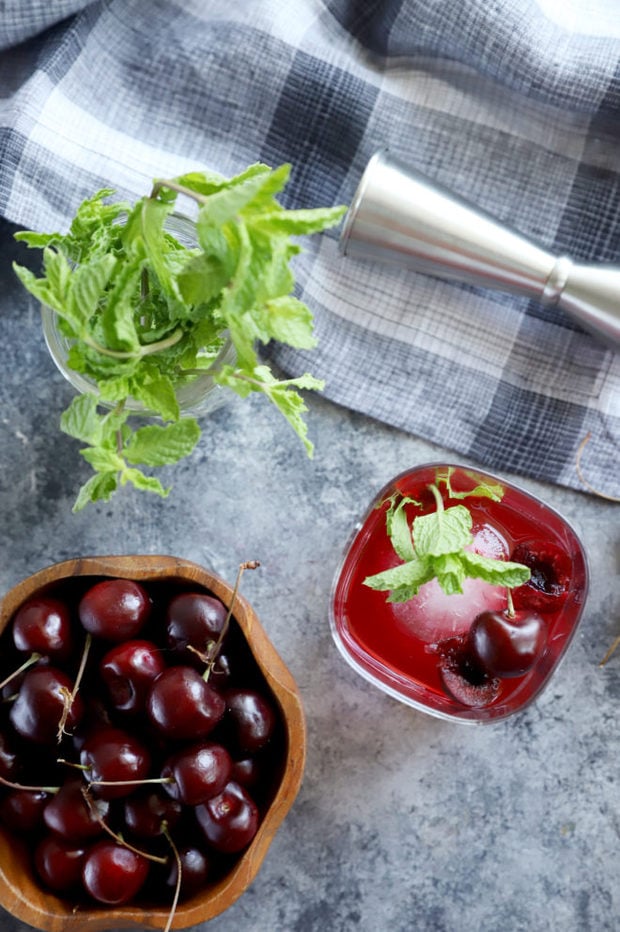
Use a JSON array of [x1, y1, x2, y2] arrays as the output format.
[[364, 478, 531, 602], [13, 164, 346, 510]]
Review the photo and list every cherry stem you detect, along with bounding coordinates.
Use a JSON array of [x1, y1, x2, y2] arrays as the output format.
[[57, 761, 175, 793], [57, 759, 89, 772], [80, 787, 168, 864], [599, 635, 620, 667], [161, 822, 182, 932], [505, 588, 516, 619], [203, 560, 260, 682], [57, 633, 92, 742], [0, 652, 41, 693], [87, 777, 175, 789], [0, 773, 60, 794], [186, 643, 210, 665]]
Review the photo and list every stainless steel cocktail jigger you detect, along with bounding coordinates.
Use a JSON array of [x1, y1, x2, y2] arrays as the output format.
[[340, 150, 620, 349]]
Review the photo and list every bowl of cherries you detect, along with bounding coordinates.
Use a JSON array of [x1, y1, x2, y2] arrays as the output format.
[[330, 463, 588, 723], [0, 554, 305, 931]]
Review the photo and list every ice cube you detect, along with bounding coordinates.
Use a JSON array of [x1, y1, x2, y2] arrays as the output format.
[[391, 523, 508, 642]]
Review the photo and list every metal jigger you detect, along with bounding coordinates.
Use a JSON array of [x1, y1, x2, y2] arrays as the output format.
[[340, 150, 620, 349]]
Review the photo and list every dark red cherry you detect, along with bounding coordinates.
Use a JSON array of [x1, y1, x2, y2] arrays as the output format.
[[0, 789, 50, 832], [9, 666, 84, 744], [123, 788, 183, 839], [71, 697, 113, 752], [35, 834, 87, 892], [510, 540, 572, 613], [82, 839, 149, 905], [43, 778, 109, 841], [99, 640, 165, 713], [159, 844, 211, 900], [146, 666, 225, 741], [231, 756, 263, 789], [468, 609, 546, 678], [224, 688, 276, 754], [161, 742, 232, 806], [0, 729, 19, 780], [165, 592, 227, 661], [438, 645, 500, 708], [195, 780, 259, 853], [12, 597, 73, 662], [80, 727, 151, 799], [78, 579, 151, 641]]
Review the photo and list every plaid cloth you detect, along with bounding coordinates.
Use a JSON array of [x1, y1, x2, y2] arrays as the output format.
[[1, 0, 619, 497]]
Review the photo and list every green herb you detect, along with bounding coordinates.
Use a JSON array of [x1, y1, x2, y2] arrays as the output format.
[[364, 476, 531, 602], [13, 164, 346, 510], [436, 465, 504, 502]]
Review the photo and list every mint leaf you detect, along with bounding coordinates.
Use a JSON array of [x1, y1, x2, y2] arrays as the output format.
[[59, 394, 103, 446], [460, 551, 531, 588], [168, 170, 227, 197], [253, 204, 347, 235], [14, 230, 62, 249], [218, 222, 261, 369], [364, 556, 434, 596], [438, 466, 505, 502], [264, 380, 317, 457], [176, 253, 229, 306], [237, 163, 291, 210], [68, 254, 117, 331], [68, 188, 126, 253], [129, 374, 180, 422], [43, 247, 72, 305], [120, 468, 170, 498], [434, 552, 467, 595], [195, 215, 235, 270], [413, 504, 472, 557], [139, 197, 178, 298], [81, 447, 125, 473], [201, 166, 272, 226], [72, 471, 118, 512], [97, 376, 132, 404], [385, 584, 429, 604], [214, 365, 323, 455], [384, 494, 417, 562], [98, 258, 143, 352], [124, 418, 200, 466], [260, 296, 317, 349]]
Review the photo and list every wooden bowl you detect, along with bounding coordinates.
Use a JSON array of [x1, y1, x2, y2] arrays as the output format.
[[0, 555, 306, 931]]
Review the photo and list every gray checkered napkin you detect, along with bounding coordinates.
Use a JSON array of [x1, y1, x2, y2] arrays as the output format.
[[1, 0, 618, 496]]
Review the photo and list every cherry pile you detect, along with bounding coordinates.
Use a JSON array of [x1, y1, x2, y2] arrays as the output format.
[[435, 539, 569, 708], [0, 576, 284, 909]]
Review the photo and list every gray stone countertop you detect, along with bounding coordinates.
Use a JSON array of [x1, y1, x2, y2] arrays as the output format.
[[0, 218, 618, 932]]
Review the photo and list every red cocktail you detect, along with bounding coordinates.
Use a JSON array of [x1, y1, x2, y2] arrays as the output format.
[[330, 464, 588, 723]]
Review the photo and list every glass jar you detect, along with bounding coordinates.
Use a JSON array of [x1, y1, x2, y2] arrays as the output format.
[[41, 212, 236, 418]]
